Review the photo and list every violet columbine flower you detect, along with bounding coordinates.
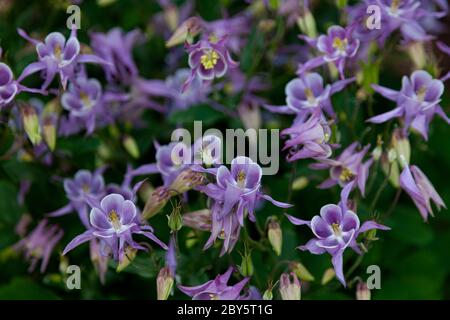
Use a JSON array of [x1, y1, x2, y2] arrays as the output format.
[[17, 27, 107, 89], [286, 181, 390, 286], [61, 74, 127, 134], [367, 70, 449, 140], [299, 25, 360, 79], [90, 239, 109, 284], [183, 36, 237, 91], [281, 109, 334, 161], [311, 142, 373, 196], [90, 28, 144, 84], [13, 219, 64, 273], [47, 169, 106, 228], [178, 267, 249, 300], [0, 62, 44, 108], [196, 156, 291, 255], [399, 164, 446, 221], [63, 193, 167, 262], [264, 72, 355, 118]]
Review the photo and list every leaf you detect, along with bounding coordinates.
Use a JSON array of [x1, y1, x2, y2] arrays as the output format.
[[0, 278, 60, 299]]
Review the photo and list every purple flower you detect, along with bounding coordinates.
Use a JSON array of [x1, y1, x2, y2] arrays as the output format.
[[13, 219, 64, 273], [183, 36, 237, 91], [17, 28, 108, 89], [399, 164, 446, 221], [264, 72, 354, 118], [0, 62, 44, 108], [299, 25, 360, 79], [90, 239, 109, 284], [287, 182, 390, 286], [90, 28, 144, 84], [196, 157, 291, 255], [281, 110, 334, 161], [178, 267, 249, 300], [47, 169, 106, 228], [311, 142, 373, 196], [63, 193, 168, 262], [367, 70, 449, 140]]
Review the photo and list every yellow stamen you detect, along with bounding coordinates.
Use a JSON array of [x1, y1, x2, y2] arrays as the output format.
[[200, 49, 220, 70], [331, 223, 341, 236], [81, 184, 90, 193], [391, 0, 400, 12], [80, 91, 92, 107], [304, 88, 316, 104], [339, 167, 355, 182], [54, 44, 62, 59], [108, 210, 121, 230], [237, 170, 246, 188], [416, 86, 427, 102], [332, 37, 348, 51]]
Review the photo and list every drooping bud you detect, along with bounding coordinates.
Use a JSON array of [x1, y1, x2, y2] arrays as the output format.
[[42, 115, 57, 151], [321, 268, 336, 285], [356, 281, 371, 300], [263, 288, 273, 300], [267, 217, 282, 256], [90, 239, 108, 284], [169, 169, 205, 194], [297, 3, 317, 38], [163, 4, 179, 31], [166, 16, 203, 48], [182, 209, 211, 231], [391, 129, 410, 168], [289, 261, 315, 282], [21, 104, 41, 145], [122, 134, 140, 159], [142, 186, 172, 219], [279, 272, 301, 300], [157, 266, 174, 300], [372, 135, 383, 161], [406, 41, 426, 69], [292, 176, 309, 190]]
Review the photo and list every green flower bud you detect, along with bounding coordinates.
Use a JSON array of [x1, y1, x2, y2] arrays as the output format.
[[142, 186, 172, 219], [116, 246, 137, 272], [321, 268, 335, 285], [267, 217, 282, 256], [167, 204, 183, 232], [21, 104, 42, 146], [239, 249, 254, 277], [157, 266, 174, 300], [290, 261, 315, 282], [123, 135, 140, 159], [356, 282, 371, 300], [166, 17, 203, 48]]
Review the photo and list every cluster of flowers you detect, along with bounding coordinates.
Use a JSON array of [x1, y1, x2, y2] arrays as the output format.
[[3, 0, 449, 300]]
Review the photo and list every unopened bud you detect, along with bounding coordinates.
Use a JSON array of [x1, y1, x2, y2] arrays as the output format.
[[164, 5, 179, 31], [166, 17, 203, 48], [263, 288, 273, 300], [167, 204, 183, 232], [123, 135, 140, 159], [169, 169, 205, 194], [142, 186, 172, 219], [290, 261, 315, 282], [116, 246, 137, 272], [321, 268, 336, 285], [292, 176, 309, 190], [157, 266, 174, 300], [42, 115, 57, 151], [297, 7, 317, 38], [356, 282, 371, 300], [267, 217, 282, 256], [392, 129, 410, 168], [279, 272, 301, 300], [239, 250, 254, 277], [387, 148, 397, 163], [182, 209, 211, 231], [407, 41, 426, 69], [21, 104, 41, 145]]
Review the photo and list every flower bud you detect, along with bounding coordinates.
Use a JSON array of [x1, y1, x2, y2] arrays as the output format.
[[297, 5, 317, 38], [392, 129, 410, 168], [356, 282, 371, 300], [292, 176, 309, 190], [239, 250, 254, 277], [279, 272, 301, 300], [157, 266, 174, 300], [290, 261, 315, 282], [169, 169, 205, 194], [21, 104, 41, 145], [263, 288, 273, 300], [163, 4, 179, 31], [42, 115, 57, 151], [142, 186, 172, 219], [167, 205, 183, 233], [166, 17, 203, 48], [267, 217, 282, 256], [321, 268, 336, 285], [122, 135, 140, 159], [182, 209, 211, 231], [407, 41, 426, 69], [116, 246, 137, 272]]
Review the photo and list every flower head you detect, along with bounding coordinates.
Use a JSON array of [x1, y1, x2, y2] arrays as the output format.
[[178, 267, 249, 300], [13, 219, 63, 273], [287, 182, 390, 286], [368, 70, 449, 140], [399, 164, 446, 221]]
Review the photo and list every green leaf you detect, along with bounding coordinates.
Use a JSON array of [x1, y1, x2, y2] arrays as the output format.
[[0, 278, 60, 299]]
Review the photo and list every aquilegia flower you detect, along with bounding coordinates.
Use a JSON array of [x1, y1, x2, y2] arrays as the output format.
[[17, 27, 107, 89], [287, 182, 390, 286], [48, 169, 106, 228], [399, 164, 446, 221], [367, 70, 449, 140], [196, 156, 292, 255], [264, 72, 355, 118], [63, 193, 167, 262], [299, 25, 360, 79], [311, 142, 373, 196], [183, 36, 237, 91], [13, 219, 64, 273], [90, 28, 143, 84], [178, 266, 249, 300], [281, 109, 334, 161]]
